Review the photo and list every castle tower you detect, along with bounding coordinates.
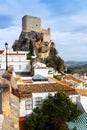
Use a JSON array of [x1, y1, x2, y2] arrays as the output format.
[[42, 28, 51, 42], [22, 15, 41, 32]]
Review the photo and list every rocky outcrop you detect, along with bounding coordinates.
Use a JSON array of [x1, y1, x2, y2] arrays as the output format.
[[12, 31, 43, 51], [12, 31, 52, 59]]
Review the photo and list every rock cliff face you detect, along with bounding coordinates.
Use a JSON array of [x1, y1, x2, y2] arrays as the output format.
[[12, 15, 52, 59], [12, 31, 43, 51], [12, 31, 52, 60]]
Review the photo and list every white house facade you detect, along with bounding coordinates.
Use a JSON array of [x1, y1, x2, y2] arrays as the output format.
[[0, 49, 31, 75], [14, 75, 80, 117], [33, 62, 48, 77], [19, 92, 80, 117], [20, 92, 55, 117]]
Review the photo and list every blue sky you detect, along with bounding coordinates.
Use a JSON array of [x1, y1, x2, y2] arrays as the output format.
[[0, 0, 87, 61]]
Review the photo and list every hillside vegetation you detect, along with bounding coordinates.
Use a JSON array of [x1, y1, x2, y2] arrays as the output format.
[[66, 61, 87, 74]]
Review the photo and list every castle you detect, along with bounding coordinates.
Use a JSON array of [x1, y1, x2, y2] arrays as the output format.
[[22, 15, 51, 42], [12, 15, 52, 59]]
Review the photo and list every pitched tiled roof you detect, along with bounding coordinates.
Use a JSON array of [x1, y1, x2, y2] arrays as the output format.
[[22, 79, 33, 83], [17, 83, 78, 95], [56, 74, 83, 85], [49, 77, 70, 87], [76, 89, 87, 96], [13, 75, 78, 98], [0, 50, 4, 54], [64, 75, 83, 84], [16, 76, 33, 83], [12, 88, 32, 98]]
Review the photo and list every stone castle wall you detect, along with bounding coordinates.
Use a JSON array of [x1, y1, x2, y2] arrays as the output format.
[[2, 89, 11, 116], [22, 15, 41, 32], [22, 15, 51, 42], [42, 28, 51, 42]]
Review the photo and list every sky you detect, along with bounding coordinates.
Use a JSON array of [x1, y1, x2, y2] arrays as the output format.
[[0, 0, 87, 61]]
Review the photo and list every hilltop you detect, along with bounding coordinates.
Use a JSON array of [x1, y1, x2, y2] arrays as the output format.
[[65, 61, 87, 74], [12, 15, 52, 60], [12, 15, 65, 72]]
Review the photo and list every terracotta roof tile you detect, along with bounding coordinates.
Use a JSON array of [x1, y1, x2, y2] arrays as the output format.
[[17, 83, 78, 95], [0, 50, 4, 54], [54, 74, 83, 85], [64, 75, 83, 84], [76, 89, 87, 96], [48, 77, 70, 87], [12, 88, 32, 98]]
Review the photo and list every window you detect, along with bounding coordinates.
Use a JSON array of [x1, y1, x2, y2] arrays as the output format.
[[70, 97, 76, 103], [25, 99, 33, 110], [11, 58, 14, 62], [0, 56, 2, 62], [35, 97, 43, 108], [26, 65, 29, 69], [19, 58, 21, 61], [19, 65, 21, 70]]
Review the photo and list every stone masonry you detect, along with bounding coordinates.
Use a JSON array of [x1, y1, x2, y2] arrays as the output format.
[[22, 15, 51, 42]]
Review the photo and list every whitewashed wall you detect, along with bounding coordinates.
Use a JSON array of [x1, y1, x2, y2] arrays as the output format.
[[34, 68, 48, 77], [0, 49, 31, 73], [20, 92, 81, 117], [19, 92, 55, 117], [69, 95, 80, 103], [1, 59, 31, 72], [80, 96, 87, 112]]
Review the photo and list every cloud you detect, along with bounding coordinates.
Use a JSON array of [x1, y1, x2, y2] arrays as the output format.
[[0, 0, 87, 61], [0, 26, 21, 49], [40, 7, 87, 61], [0, 0, 51, 48], [51, 30, 87, 61]]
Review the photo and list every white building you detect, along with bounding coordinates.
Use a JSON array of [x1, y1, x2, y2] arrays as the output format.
[[0, 49, 31, 75], [11, 74, 83, 129], [12, 75, 80, 117], [33, 62, 48, 77], [0, 50, 5, 77]]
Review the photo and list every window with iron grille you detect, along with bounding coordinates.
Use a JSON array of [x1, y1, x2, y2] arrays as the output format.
[[25, 98, 33, 110], [19, 65, 21, 70], [35, 97, 43, 108]]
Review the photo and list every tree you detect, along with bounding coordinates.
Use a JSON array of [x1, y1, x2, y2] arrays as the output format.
[[26, 91, 81, 130], [29, 40, 34, 56], [45, 55, 65, 72], [49, 47, 58, 56], [45, 42, 65, 72], [56, 56, 65, 72], [45, 56, 57, 69]]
